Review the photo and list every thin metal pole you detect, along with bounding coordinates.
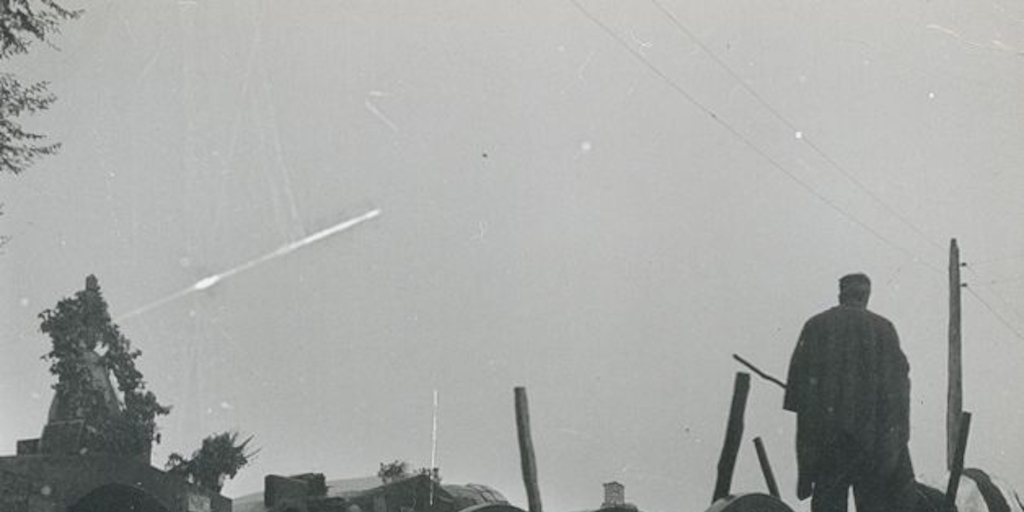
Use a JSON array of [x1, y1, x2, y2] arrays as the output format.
[[430, 389, 439, 506]]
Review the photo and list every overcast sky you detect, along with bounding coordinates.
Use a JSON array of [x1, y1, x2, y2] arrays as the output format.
[[2, 1, 1023, 512]]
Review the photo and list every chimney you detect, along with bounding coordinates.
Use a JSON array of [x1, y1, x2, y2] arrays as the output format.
[[602, 482, 625, 508]]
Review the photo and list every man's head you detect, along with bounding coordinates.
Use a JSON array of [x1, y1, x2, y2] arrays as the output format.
[[839, 273, 871, 307]]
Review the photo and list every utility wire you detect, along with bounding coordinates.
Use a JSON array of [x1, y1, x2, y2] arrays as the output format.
[[963, 254, 1024, 266], [965, 271, 1024, 287], [567, 0, 943, 274], [963, 264, 1024, 331], [964, 285, 1024, 342], [642, 0, 1024, 344], [648, 0, 945, 252]]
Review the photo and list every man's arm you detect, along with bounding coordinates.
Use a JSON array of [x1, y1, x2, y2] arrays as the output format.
[[783, 323, 812, 412], [881, 321, 911, 443]]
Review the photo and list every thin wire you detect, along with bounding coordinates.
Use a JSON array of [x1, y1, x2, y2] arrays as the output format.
[[567, 0, 943, 274], [649, 0, 945, 252], [963, 264, 1024, 326], [963, 254, 1024, 266], [965, 272, 1024, 287], [964, 285, 1024, 342]]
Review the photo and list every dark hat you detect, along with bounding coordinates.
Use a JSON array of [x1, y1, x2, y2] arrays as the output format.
[[839, 273, 871, 290], [839, 273, 871, 303]]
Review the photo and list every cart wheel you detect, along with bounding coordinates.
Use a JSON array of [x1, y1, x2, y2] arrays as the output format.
[[457, 504, 528, 512], [704, 493, 795, 512]]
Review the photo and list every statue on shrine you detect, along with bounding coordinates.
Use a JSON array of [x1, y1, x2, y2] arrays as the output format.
[[39, 275, 169, 458]]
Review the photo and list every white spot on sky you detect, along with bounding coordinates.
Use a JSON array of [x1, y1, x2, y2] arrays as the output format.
[[20, 298, 29, 307], [474, 220, 489, 241], [194, 275, 222, 291], [795, 131, 804, 140], [573, 141, 593, 161], [557, 45, 566, 52], [364, 98, 399, 133], [629, 31, 653, 56], [928, 92, 936, 99], [179, 256, 191, 268], [577, 50, 595, 80], [863, 59, 871, 66], [188, 310, 197, 318], [925, 24, 1021, 54], [626, 77, 639, 97], [219, 401, 233, 410], [40, 485, 52, 496], [31, 392, 41, 400]]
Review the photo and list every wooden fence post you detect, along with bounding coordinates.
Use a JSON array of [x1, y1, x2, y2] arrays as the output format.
[[753, 437, 780, 499], [713, 372, 751, 503]]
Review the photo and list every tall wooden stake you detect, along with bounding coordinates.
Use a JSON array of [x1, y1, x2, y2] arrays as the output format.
[[947, 238, 962, 471], [515, 387, 543, 512], [713, 372, 751, 503]]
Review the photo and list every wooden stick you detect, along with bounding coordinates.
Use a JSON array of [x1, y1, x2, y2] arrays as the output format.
[[732, 354, 787, 390], [946, 411, 972, 506], [948, 238, 963, 471], [713, 372, 751, 503], [515, 387, 543, 512], [753, 437, 780, 499]]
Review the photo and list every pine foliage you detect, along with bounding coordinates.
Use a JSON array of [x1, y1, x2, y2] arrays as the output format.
[[0, 0, 81, 174]]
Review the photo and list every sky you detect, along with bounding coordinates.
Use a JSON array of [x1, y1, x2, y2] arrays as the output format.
[[2, 1, 1023, 512]]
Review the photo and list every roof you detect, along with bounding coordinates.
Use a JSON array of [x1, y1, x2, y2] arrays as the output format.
[[232, 476, 509, 512], [441, 483, 509, 508], [233, 476, 382, 512]]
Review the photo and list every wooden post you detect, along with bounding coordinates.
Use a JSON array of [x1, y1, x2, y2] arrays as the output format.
[[753, 437, 780, 499], [515, 387, 543, 512], [713, 372, 751, 503], [946, 411, 972, 506], [948, 238, 963, 471]]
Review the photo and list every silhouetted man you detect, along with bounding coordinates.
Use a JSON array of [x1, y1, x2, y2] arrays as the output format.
[[784, 273, 916, 512]]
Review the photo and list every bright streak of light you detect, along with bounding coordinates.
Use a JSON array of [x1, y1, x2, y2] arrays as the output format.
[[194, 275, 222, 291], [117, 208, 381, 322]]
